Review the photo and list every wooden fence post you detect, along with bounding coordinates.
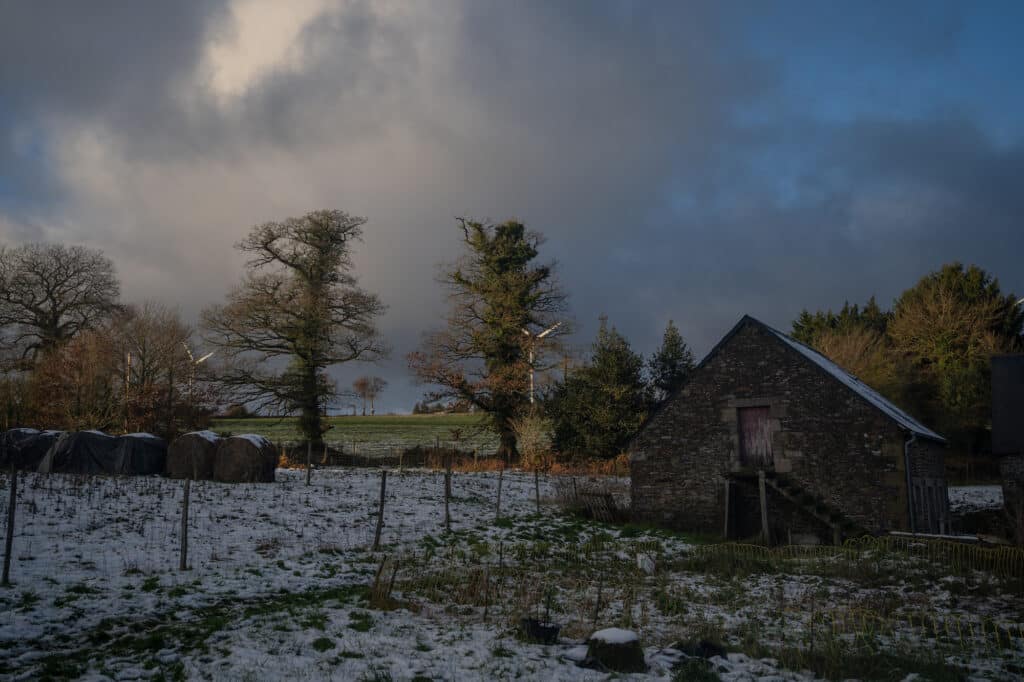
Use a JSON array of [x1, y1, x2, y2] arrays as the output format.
[[444, 456, 452, 532], [179, 478, 191, 571], [305, 440, 313, 486], [723, 479, 731, 540], [758, 469, 770, 545], [495, 465, 504, 521], [534, 467, 541, 514], [2, 462, 17, 586], [373, 470, 387, 551]]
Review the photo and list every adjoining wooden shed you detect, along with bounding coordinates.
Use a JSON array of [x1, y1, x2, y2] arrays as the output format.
[[629, 315, 948, 544]]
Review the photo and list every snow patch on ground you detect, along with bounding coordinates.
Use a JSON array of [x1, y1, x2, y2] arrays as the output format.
[[236, 433, 271, 448], [948, 485, 1003, 513], [590, 627, 639, 644]]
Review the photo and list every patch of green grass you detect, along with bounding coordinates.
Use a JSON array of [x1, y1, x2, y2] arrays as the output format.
[[348, 610, 374, 632], [299, 610, 329, 630], [334, 650, 365, 660], [763, 642, 968, 681], [491, 645, 514, 658], [211, 413, 496, 453], [16, 590, 39, 611], [672, 659, 720, 682], [15, 583, 371, 680], [66, 582, 99, 595], [311, 637, 335, 652], [37, 655, 87, 680], [141, 576, 161, 593]]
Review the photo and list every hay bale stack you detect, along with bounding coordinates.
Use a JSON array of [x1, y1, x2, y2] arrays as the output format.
[[113, 433, 167, 475], [38, 431, 118, 474], [213, 435, 276, 483], [166, 431, 221, 480], [1, 429, 62, 471]]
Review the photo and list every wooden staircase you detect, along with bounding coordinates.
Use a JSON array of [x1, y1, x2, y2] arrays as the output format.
[[762, 473, 864, 545]]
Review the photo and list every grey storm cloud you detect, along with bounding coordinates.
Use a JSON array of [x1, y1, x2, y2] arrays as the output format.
[[1, 0, 1021, 412]]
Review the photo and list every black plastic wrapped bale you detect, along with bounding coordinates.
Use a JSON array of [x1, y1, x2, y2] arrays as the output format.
[[213, 435, 277, 483], [38, 431, 166, 475], [166, 431, 221, 480], [1, 429, 62, 471]]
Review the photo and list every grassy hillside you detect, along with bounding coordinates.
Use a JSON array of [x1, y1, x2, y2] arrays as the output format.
[[210, 413, 498, 456]]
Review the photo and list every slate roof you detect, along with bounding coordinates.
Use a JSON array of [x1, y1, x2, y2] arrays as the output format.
[[754, 317, 945, 442]]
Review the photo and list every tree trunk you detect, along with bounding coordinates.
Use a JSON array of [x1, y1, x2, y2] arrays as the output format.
[[298, 362, 323, 451], [497, 426, 518, 465]]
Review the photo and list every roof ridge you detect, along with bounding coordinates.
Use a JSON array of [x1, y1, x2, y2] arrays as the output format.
[[750, 316, 945, 443]]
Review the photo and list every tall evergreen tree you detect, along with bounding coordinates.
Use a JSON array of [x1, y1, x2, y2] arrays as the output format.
[[648, 319, 695, 402], [791, 296, 890, 346], [408, 219, 568, 460], [548, 318, 649, 459]]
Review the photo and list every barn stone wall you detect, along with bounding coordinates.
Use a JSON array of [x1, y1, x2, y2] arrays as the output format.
[[630, 319, 942, 536]]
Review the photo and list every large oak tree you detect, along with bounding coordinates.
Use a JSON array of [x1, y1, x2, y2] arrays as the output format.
[[0, 243, 121, 361], [202, 210, 387, 446]]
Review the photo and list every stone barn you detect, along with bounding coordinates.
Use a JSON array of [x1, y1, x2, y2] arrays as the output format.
[[630, 315, 948, 543]]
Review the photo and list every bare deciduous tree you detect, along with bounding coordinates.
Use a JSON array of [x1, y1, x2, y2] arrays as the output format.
[[353, 375, 387, 415], [0, 243, 121, 361], [25, 303, 198, 436], [29, 325, 122, 431], [115, 302, 195, 436], [202, 210, 387, 446]]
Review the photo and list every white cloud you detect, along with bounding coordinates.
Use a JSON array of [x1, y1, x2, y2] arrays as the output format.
[[203, 0, 334, 98]]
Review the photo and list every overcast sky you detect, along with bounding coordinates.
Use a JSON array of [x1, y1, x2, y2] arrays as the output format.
[[2, 1, 1022, 413]]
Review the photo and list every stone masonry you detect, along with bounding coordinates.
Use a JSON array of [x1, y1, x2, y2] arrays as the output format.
[[630, 316, 948, 540]]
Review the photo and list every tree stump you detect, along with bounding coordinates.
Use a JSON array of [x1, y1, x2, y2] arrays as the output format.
[[586, 628, 646, 673]]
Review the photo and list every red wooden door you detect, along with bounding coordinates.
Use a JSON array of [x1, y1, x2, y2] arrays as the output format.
[[738, 406, 772, 467]]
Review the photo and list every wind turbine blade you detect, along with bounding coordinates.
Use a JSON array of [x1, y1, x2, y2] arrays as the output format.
[[538, 322, 562, 339]]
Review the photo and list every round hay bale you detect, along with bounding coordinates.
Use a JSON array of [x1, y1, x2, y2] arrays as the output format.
[[166, 431, 221, 480], [586, 628, 646, 673], [213, 435, 276, 483]]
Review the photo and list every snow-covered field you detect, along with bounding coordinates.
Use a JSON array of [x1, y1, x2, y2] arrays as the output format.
[[1, 469, 1022, 681]]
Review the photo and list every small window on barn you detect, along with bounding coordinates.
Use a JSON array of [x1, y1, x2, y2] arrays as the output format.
[[737, 406, 772, 468]]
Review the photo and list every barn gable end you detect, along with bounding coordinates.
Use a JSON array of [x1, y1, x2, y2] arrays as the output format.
[[630, 316, 947, 540]]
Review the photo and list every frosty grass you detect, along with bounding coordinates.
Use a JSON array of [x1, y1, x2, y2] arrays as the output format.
[[0, 471, 1021, 680]]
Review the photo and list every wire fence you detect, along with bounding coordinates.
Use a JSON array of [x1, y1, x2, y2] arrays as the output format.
[[686, 535, 1024, 582]]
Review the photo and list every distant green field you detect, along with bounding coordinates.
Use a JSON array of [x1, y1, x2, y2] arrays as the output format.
[[210, 413, 498, 457]]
